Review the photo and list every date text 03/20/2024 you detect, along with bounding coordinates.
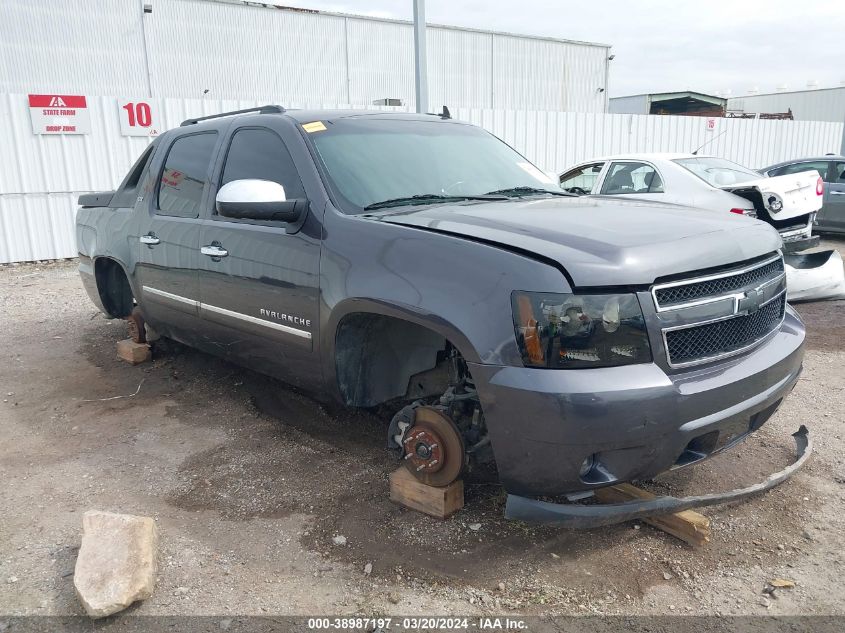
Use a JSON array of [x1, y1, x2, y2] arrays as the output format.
[[306, 617, 527, 630]]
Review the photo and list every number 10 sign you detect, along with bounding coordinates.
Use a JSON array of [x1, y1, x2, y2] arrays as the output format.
[[118, 100, 160, 137]]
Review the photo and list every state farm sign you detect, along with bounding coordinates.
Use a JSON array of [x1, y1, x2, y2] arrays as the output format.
[[28, 94, 91, 135]]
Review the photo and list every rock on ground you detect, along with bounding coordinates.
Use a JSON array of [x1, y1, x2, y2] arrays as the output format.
[[73, 510, 158, 618]]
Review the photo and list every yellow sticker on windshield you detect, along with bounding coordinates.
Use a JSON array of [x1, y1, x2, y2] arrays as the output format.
[[302, 121, 327, 133]]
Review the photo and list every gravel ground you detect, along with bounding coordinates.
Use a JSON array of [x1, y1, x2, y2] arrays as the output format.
[[0, 238, 843, 617]]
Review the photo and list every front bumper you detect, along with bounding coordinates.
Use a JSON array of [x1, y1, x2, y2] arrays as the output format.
[[467, 307, 805, 498], [505, 425, 810, 527]]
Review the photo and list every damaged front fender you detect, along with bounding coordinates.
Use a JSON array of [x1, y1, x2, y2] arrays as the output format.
[[505, 425, 811, 528]]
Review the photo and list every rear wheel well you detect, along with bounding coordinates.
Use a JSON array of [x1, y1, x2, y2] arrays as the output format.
[[334, 313, 454, 408], [94, 258, 134, 318]]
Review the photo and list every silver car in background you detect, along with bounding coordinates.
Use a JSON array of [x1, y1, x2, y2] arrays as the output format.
[[559, 153, 824, 253]]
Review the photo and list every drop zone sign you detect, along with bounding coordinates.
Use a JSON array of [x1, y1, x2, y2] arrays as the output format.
[[28, 94, 91, 135]]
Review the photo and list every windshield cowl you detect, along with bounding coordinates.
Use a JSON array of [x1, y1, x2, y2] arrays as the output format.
[[363, 193, 509, 211], [484, 186, 573, 198]]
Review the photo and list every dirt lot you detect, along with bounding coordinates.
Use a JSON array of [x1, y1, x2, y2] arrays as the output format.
[[0, 239, 844, 618]]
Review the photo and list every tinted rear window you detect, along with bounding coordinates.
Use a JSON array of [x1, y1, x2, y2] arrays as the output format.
[[769, 161, 829, 180], [674, 157, 760, 187]]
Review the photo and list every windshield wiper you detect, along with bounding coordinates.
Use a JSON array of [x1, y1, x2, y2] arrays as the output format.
[[363, 193, 506, 211], [484, 186, 573, 197]]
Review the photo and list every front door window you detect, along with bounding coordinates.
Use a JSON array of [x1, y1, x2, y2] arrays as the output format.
[[601, 162, 664, 195], [559, 163, 604, 194]]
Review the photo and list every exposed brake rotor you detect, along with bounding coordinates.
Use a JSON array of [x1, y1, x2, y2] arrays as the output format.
[[401, 406, 465, 487]]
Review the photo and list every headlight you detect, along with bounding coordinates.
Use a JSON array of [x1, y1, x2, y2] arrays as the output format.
[[511, 291, 652, 369]]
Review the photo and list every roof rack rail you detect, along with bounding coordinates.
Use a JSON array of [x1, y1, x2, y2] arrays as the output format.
[[180, 105, 286, 127]]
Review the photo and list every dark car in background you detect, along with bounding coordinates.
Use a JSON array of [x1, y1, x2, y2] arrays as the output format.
[[761, 155, 845, 234]]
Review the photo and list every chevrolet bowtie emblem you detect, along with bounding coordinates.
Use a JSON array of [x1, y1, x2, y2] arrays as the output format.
[[737, 288, 763, 315]]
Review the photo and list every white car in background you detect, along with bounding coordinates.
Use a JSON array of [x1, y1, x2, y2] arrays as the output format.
[[559, 153, 824, 253]]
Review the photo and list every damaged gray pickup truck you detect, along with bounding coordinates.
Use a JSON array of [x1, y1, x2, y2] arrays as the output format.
[[76, 106, 810, 526]]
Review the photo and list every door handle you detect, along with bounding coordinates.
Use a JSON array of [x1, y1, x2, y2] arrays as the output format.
[[201, 244, 229, 258], [830, 190, 845, 196], [139, 234, 160, 246]]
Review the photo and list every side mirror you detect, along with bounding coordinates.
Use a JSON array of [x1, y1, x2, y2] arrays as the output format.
[[216, 179, 308, 230]]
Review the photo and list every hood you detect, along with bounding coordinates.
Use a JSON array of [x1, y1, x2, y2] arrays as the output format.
[[722, 170, 823, 221], [379, 196, 782, 287]]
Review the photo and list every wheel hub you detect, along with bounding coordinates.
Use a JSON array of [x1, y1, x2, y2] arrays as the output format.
[[402, 406, 464, 487], [414, 441, 434, 460]]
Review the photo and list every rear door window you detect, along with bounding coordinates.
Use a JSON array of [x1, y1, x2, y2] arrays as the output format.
[[559, 163, 604, 193], [157, 132, 218, 218], [601, 162, 664, 194]]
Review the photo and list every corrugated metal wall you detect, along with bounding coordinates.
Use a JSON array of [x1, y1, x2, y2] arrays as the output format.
[[728, 88, 845, 123], [0, 0, 610, 112], [149, 0, 350, 103], [2, 92, 842, 264], [0, 0, 150, 96]]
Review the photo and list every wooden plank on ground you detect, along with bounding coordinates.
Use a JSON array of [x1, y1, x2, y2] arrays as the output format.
[[389, 467, 464, 519], [116, 339, 151, 365], [594, 482, 711, 547]]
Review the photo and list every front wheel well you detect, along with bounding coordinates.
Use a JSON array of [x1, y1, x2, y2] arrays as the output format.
[[334, 313, 456, 408], [94, 258, 134, 318]]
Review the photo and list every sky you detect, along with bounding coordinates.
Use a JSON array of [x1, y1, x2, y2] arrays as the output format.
[[273, 0, 842, 98]]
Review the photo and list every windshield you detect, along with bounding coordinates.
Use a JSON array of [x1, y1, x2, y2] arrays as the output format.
[[307, 118, 561, 212], [674, 156, 761, 187]]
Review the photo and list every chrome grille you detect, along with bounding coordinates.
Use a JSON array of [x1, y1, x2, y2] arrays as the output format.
[[652, 253, 787, 368], [664, 293, 786, 366], [654, 257, 784, 309]]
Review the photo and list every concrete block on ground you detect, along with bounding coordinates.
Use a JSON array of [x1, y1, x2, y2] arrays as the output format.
[[74, 510, 158, 618], [116, 339, 150, 365]]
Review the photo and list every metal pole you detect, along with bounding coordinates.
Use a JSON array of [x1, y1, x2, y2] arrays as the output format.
[[840, 115, 845, 155], [413, 0, 428, 113], [139, 0, 154, 98], [344, 17, 352, 105]]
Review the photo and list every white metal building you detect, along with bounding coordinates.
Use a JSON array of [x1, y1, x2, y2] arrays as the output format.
[[0, 0, 612, 113], [609, 92, 727, 116], [728, 87, 845, 123]]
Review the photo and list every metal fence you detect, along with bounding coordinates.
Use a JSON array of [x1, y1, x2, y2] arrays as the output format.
[[1, 92, 843, 263]]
